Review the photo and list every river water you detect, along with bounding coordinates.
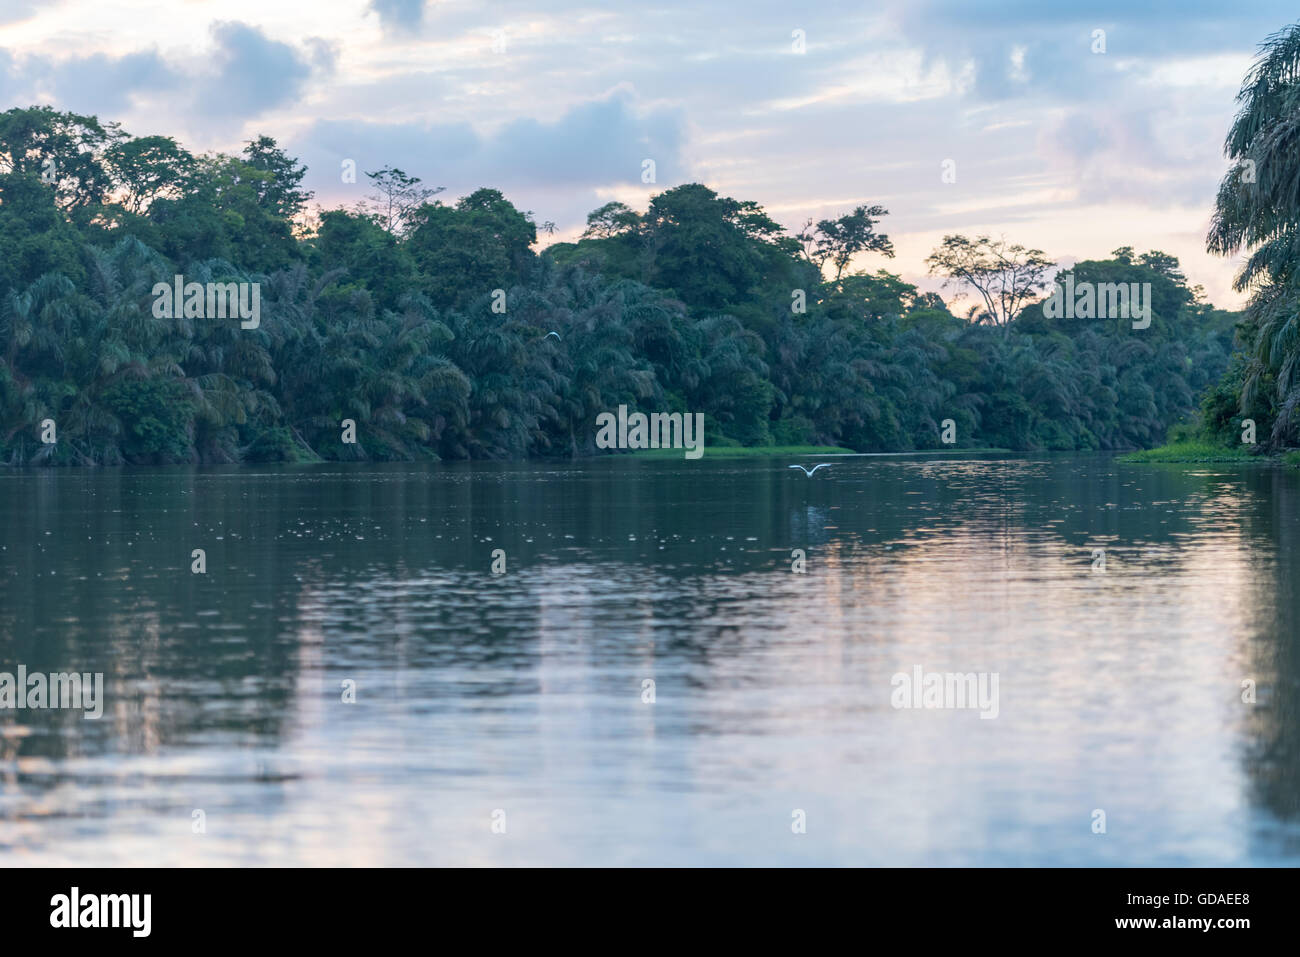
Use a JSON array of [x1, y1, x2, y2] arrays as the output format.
[[1, 453, 1297, 865]]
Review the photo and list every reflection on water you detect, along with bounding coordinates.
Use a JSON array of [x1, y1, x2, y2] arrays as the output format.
[[0, 454, 1297, 865]]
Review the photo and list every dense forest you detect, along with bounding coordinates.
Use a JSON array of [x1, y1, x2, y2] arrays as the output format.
[[0, 99, 1254, 465]]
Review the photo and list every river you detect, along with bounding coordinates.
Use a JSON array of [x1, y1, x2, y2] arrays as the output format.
[[1, 453, 1297, 865]]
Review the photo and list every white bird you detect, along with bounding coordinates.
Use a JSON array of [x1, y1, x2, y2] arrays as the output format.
[[544, 331, 561, 340], [788, 463, 833, 476]]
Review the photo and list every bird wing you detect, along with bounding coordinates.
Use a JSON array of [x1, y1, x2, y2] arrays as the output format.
[[809, 463, 833, 474], [787, 465, 809, 475]]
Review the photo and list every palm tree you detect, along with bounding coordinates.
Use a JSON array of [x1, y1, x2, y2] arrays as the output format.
[[1208, 23, 1300, 445]]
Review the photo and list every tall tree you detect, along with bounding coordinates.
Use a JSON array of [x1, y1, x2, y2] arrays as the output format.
[[0, 106, 121, 212], [241, 135, 314, 220], [363, 166, 443, 236], [798, 205, 895, 280], [406, 188, 537, 307], [581, 201, 641, 239], [1207, 22, 1300, 445], [926, 235, 1052, 336], [104, 135, 195, 215]]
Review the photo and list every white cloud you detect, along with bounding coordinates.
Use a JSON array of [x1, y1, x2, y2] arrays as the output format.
[[5, 0, 1297, 307]]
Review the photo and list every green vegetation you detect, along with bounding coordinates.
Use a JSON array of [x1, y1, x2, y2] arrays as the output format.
[[1124, 21, 1300, 467], [0, 103, 1244, 466], [1117, 442, 1258, 463], [1192, 22, 1300, 454]]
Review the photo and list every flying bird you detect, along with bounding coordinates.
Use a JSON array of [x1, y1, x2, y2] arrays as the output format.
[[543, 331, 561, 340], [788, 463, 833, 476]]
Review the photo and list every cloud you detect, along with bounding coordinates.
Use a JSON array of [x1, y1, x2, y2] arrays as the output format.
[[0, 22, 331, 139], [294, 91, 686, 197], [0, 0, 47, 25], [1, 0, 1291, 307], [195, 21, 324, 119], [0, 48, 24, 104], [0, 46, 177, 117], [887, 0, 1288, 104], [47, 51, 178, 116], [369, 0, 426, 33]]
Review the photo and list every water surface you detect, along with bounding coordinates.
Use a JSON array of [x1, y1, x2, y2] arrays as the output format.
[[1, 453, 1297, 865]]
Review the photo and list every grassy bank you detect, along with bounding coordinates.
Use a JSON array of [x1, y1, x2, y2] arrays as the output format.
[[1118, 441, 1261, 464]]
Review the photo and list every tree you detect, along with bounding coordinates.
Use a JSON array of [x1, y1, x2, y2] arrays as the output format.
[[641, 184, 793, 311], [311, 208, 417, 311], [406, 188, 537, 307], [363, 166, 443, 235], [925, 235, 1052, 335], [0, 102, 1241, 465], [1207, 23, 1300, 445], [798, 205, 895, 280], [145, 153, 300, 271], [0, 169, 87, 291], [241, 135, 313, 220], [1137, 250, 1186, 284], [104, 135, 195, 214], [0, 106, 121, 213], [581, 201, 641, 239]]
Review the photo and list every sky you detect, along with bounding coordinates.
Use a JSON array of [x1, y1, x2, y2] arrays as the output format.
[[0, 0, 1295, 308]]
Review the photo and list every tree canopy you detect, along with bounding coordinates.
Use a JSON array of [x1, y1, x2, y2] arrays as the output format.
[[0, 104, 1241, 465], [1207, 22, 1300, 446]]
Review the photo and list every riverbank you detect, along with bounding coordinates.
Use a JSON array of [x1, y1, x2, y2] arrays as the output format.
[[1117, 440, 1300, 465]]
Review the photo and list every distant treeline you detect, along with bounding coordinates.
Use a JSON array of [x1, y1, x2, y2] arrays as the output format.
[[0, 104, 1243, 465]]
